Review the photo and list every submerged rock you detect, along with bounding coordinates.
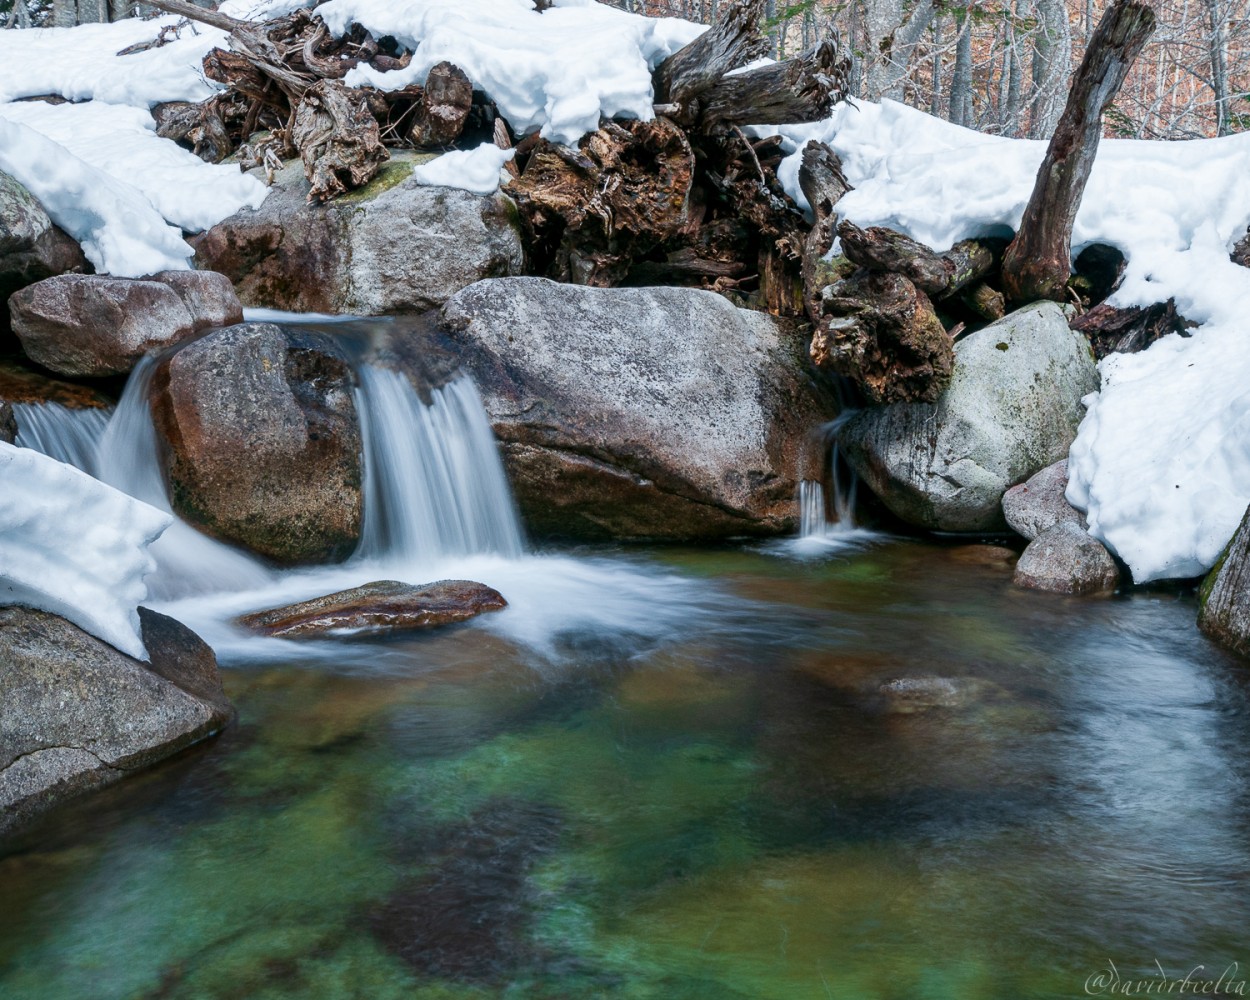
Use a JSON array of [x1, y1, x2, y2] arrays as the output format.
[[1199, 505, 1250, 656], [0, 606, 233, 838], [1002, 459, 1085, 540], [438, 278, 838, 541], [238, 579, 507, 639], [191, 153, 523, 314], [151, 322, 362, 565], [839, 302, 1098, 532], [8, 273, 195, 376], [1013, 521, 1119, 595]]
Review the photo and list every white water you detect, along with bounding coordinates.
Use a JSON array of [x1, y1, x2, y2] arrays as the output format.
[[13, 402, 110, 472], [9, 331, 730, 666], [782, 415, 875, 558], [354, 367, 523, 563]]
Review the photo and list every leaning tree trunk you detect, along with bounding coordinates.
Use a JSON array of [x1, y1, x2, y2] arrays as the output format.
[[1000, 0, 1155, 306]]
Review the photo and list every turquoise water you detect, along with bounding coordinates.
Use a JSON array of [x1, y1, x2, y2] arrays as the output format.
[[2, 539, 1248, 999]]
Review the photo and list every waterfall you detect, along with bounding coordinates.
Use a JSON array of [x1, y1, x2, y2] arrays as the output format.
[[353, 366, 525, 564], [798, 421, 860, 541], [13, 402, 110, 473]]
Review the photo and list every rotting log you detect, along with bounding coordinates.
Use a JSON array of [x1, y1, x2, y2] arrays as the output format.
[[653, 0, 769, 112], [797, 140, 851, 323], [699, 38, 850, 130], [837, 221, 998, 299], [1070, 299, 1190, 359], [1000, 0, 1155, 305], [290, 80, 389, 203], [410, 62, 473, 148], [1232, 228, 1250, 268]]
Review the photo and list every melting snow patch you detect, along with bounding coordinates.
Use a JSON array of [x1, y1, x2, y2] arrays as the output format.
[[414, 143, 515, 196]]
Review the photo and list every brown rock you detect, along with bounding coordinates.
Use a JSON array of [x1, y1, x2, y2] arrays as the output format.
[[0, 606, 233, 838], [1013, 521, 1119, 595], [0, 358, 113, 410], [151, 322, 362, 565], [0, 400, 14, 444], [238, 579, 507, 639], [8, 274, 195, 376], [810, 269, 954, 405], [146, 269, 244, 332], [1002, 459, 1086, 541]]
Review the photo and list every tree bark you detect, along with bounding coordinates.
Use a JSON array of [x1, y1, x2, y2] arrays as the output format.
[[838, 221, 997, 298], [653, 0, 769, 110], [698, 36, 850, 128], [1001, 0, 1155, 306]]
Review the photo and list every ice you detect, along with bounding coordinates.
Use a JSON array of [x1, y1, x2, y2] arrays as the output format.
[[413, 142, 515, 196], [0, 442, 171, 661], [318, 0, 704, 145], [768, 99, 1250, 583]]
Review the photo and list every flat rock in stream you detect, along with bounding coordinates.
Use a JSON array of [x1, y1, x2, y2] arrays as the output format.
[[238, 580, 507, 639]]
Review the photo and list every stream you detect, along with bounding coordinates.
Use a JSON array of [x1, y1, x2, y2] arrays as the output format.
[[2, 319, 1248, 999]]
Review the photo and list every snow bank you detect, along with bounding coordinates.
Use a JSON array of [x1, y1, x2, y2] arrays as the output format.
[[414, 142, 515, 196], [0, 441, 171, 660], [0, 17, 226, 106], [0, 116, 194, 276], [0, 101, 267, 234], [318, 0, 704, 145], [769, 99, 1250, 582]]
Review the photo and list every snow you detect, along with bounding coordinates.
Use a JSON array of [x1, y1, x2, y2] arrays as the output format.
[[0, 17, 268, 277], [318, 0, 704, 145], [768, 99, 1250, 583], [0, 17, 226, 107], [414, 142, 515, 196], [0, 441, 172, 661], [0, 116, 195, 276]]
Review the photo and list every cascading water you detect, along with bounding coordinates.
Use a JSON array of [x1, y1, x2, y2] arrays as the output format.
[[353, 367, 524, 564], [13, 402, 111, 472]]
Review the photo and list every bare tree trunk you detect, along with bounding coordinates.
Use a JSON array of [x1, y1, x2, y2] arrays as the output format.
[[930, 14, 944, 115], [949, 6, 973, 126], [1028, 0, 1072, 137], [1206, 0, 1232, 135], [1002, 0, 1156, 304]]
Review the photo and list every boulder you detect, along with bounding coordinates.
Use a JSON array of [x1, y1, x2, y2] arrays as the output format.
[[238, 579, 507, 639], [1012, 521, 1120, 595], [8, 274, 195, 376], [1002, 459, 1086, 540], [0, 401, 14, 444], [191, 152, 524, 315], [0, 357, 113, 410], [839, 302, 1098, 531], [147, 269, 244, 332], [0, 170, 50, 255], [151, 322, 363, 565], [437, 278, 839, 540], [0, 172, 90, 322], [0, 606, 233, 838], [1198, 505, 1250, 656]]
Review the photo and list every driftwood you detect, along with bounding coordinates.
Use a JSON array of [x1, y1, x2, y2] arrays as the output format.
[[1070, 299, 1190, 359], [153, 99, 235, 163], [837, 221, 999, 299], [290, 80, 389, 203], [1001, 0, 1155, 305]]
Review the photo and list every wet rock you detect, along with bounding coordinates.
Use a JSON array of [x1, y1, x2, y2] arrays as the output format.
[[238, 579, 507, 639], [438, 278, 839, 541], [839, 302, 1098, 532], [191, 152, 523, 314], [0, 358, 113, 410], [870, 675, 993, 713], [1012, 521, 1119, 595], [8, 273, 195, 376], [1002, 459, 1085, 541], [151, 322, 362, 565], [0, 401, 14, 444], [1199, 505, 1250, 657], [146, 269, 243, 332], [947, 544, 1018, 568], [0, 606, 233, 839]]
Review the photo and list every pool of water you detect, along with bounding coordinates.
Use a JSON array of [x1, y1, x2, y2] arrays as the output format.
[[2, 538, 1248, 999]]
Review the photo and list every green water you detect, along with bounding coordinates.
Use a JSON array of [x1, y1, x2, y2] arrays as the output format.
[[2, 540, 1248, 999]]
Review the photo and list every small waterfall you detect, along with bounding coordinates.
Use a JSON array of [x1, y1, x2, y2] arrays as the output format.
[[353, 366, 524, 564], [796, 409, 862, 546], [13, 402, 111, 473], [94, 358, 274, 600]]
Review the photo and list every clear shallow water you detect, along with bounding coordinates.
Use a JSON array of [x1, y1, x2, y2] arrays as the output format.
[[2, 539, 1248, 998]]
